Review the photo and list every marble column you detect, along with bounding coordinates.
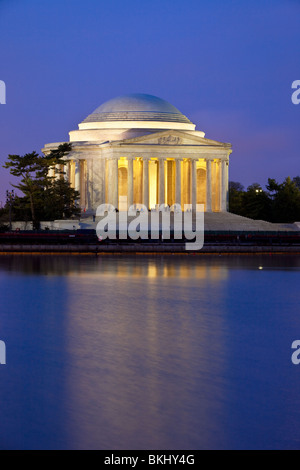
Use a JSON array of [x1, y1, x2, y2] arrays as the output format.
[[142, 158, 149, 209], [64, 162, 70, 183], [107, 158, 111, 204], [108, 158, 119, 208], [221, 159, 228, 211], [206, 159, 212, 212], [86, 159, 93, 211], [127, 157, 134, 209], [175, 159, 182, 206], [191, 158, 197, 210], [75, 160, 81, 193], [226, 159, 229, 210], [90, 157, 105, 210], [158, 158, 165, 205], [81, 160, 87, 209]]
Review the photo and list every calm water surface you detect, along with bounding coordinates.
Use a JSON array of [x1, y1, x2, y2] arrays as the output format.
[[0, 254, 300, 450]]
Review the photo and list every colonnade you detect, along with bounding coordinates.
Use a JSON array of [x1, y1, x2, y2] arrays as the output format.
[[51, 156, 229, 212]]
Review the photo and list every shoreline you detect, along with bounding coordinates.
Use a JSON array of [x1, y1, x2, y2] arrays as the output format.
[[0, 245, 300, 255], [0, 226, 299, 255]]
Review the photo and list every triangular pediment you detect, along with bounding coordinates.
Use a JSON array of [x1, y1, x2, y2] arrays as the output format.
[[111, 130, 231, 148]]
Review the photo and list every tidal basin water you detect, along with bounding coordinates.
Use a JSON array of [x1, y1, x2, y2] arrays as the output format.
[[0, 254, 300, 450]]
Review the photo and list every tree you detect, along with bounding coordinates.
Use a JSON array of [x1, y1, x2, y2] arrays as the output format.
[[229, 181, 244, 215], [242, 183, 272, 221], [0, 206, 9, 232], [228, 177, 300, 223], [3, 143, 80, 228], [42, 179, 81, 220], [229, 181, 272, 220], [293, 176, 300, 190], [271, 177, 300, 223], [266, 178, 281, 194], [229, 181, 244, 192]]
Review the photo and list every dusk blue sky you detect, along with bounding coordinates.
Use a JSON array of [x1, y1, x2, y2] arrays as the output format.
[[0, 0, 299, 205]]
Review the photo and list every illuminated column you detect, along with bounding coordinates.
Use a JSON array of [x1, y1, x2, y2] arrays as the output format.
[[69, 160, 75, 188], [221, 159, 228, 211], [114, 158, 119, 209], [75, 160, 81, 192], [102, 158, 106, 205], [191, 158, 197, 210], [226, 158, 229, 210], [142, 157, 149, 209], [175, 158, 182, 206], [158, 158, 165, 205], [108, 157, 119, 208], [89, 157, 105, 209], [81, 160, 87, 209], [104, 157, 109, 204], [86, 159, 93, 211], [206, 159, 212, 212], [64, 161, 70, 183], [127, 157, 134, 208], [107, 158, 112, 205]]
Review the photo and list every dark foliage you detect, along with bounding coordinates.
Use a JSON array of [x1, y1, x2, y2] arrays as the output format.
[[2, 144, 80, 228], [229, 177, 300, 223]]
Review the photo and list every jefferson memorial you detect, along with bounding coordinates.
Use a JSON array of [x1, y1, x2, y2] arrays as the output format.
[[42, 93, 232, 213]]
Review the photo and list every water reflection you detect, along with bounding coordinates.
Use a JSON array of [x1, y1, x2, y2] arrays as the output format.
[[0, 254, 231, 280], [0, 255, 299, 449], [1, 253, 299, 279], [63, 262, 229, 449]]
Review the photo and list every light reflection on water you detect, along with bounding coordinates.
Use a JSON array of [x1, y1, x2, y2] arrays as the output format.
[[0, 255, 299, 450]]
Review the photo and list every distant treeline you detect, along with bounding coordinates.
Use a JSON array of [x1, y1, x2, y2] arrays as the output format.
[[229, 177, 300, 223]]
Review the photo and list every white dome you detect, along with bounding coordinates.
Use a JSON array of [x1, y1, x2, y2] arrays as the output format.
[[82, 93, 193, 125]]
